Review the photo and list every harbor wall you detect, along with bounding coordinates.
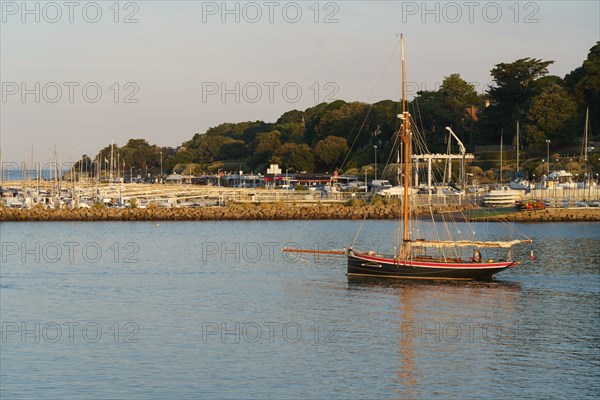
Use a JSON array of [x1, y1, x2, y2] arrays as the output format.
[[1, 204, 598, 222]]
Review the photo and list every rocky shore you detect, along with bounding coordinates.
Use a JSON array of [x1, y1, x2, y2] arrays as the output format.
[[469, 207, 600, 222], [1, 204, 598, 222], [0, 203, 432, 222]]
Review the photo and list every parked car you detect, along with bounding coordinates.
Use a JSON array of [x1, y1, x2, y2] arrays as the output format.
[[370, 180, 393, 192]]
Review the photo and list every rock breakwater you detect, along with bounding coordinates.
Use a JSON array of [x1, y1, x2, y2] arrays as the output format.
[[0, 204, 597, 222]]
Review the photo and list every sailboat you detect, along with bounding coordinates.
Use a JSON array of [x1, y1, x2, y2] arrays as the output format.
[[510, 121, 530, 190], [578, 107, 596, 190], [346, 36, 532, 280], [484, 130, 521, 206]]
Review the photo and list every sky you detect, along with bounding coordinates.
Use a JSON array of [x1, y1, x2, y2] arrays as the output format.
[[1, 0, 598, 163]]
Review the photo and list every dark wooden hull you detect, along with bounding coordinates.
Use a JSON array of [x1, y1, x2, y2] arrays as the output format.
[[347, 251, 515, 281]]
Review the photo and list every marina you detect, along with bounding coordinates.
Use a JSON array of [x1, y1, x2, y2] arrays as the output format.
[[2, 1, 599, 397], [2, 173, 599, 211]]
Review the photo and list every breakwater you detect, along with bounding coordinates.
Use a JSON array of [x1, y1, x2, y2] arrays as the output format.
[[0, 203, 421, 221], [1, 204, 598, 222], [471, 207, 600, 222]]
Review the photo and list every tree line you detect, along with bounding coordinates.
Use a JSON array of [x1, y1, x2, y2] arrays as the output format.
[[78, 42, 599, 178]]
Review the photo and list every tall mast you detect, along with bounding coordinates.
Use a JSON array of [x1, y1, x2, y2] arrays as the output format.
[[500, 129, 503, 183], [110, 140, 114, 181], [516, 121, 520, 173], [401, 34, 410, 248], [584, 107, 589, 184], [584, 107, 589, 163]]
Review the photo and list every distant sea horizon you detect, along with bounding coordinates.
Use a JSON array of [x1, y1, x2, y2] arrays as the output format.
[[1, 166, 79, 182]]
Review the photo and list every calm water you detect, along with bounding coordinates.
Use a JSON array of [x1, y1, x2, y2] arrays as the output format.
[[1, 220, 599, 399]]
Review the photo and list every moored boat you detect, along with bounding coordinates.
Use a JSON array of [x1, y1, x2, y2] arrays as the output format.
[[481, 186, 522, 207], [347, 250, 517, 280], [346, 36, 532, 281]]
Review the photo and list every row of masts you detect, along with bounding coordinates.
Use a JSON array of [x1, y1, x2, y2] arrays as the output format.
[[502, 107, 591, 183], [0, 140, 128, 186]]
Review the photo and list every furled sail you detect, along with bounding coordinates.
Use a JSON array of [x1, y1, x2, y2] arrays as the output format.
[[408, 239, 532, 249]]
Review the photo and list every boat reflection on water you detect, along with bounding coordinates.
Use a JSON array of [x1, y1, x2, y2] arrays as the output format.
[[346, 276, 522, 291], [346, 276, 522, 398]]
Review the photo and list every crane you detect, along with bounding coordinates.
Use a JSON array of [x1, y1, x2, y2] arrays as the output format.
[[445, 127, 466, 156], [445, 127, 467, 190]]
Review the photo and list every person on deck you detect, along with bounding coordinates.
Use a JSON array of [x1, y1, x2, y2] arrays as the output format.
[[471, 249, 482, 263]]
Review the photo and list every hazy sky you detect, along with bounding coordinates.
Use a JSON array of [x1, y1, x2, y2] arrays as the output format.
[[1, 0, 598, 163]]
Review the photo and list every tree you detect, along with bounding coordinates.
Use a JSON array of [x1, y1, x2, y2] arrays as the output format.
[[439, 74, 479, 128], [249, 131, 281, 167], [412, 90, 440, 129], [164, 149, 194, 173], [314, 136, 349, 169], [276, 109, 304, 124], [73, 155, 95, 176], [274, 143, 315, 172], [479, 58, 554, 143], [565, 42, 600, 131], [489, 58, 554, 111], [218, 139, 248, 160], [120, 139, 158, 170], [277, 122, 304, 143], [190, 135, 229, 163], [411, 75, 479, 149], [304, 101, 371, 145], [288, 144, 315, 172], [525, 83, 578, 148]]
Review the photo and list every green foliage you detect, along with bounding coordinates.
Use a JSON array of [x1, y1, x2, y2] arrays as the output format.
[[525, 83, 578, 147], [479, 57, 554, 144], [82, 43, 597, 178], [219, 139, 248, 160], [249, 131, 281, 167], [304, 101, 374, 146], [410, 75, 479, 149], [565, 42, 600, 133], [276, 109, 304, 124], [274, 143, 314, 172], [314, 136, 349, 169]]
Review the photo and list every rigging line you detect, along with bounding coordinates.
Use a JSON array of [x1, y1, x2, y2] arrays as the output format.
[[490, 212, 532, 241], [351, 157, 398, 250], [380, 129, 401, 184], [351, 131, 402, 250], [286, 203, 320, 247], [286, 109, 398, 248], [429, 203, 447, 259], [350, 204, 371, 249], [476, 205, 532, 242], [339, 41, 400, 171], [338, 104, 373, 172], [413, 97, 426, 142], [351, 133, 400, 250], [332, 104, 372, 171]]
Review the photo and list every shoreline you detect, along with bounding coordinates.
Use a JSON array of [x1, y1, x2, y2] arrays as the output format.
[[1, 204, 598, 222]]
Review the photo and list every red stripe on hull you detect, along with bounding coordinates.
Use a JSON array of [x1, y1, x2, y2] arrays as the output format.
[[354, 252, 513, 269], [348, 251, 514, 280]]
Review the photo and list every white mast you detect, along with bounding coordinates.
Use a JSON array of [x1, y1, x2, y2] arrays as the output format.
[[584, 107, 589, 164], [500, 130, 503, 184], [583, 107, 589, 186], [110, 140, 114, 181], [516, 121, 520, 173]]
